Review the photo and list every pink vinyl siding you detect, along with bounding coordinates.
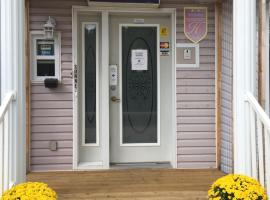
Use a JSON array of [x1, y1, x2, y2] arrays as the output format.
[[160, 1, 217, 168], [29, 0, 217, 171], [29, 0, 87, 171]]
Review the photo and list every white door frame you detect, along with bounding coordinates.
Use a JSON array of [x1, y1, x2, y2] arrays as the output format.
[[72, 5, 177, 169], [119, 23, 161, 147]]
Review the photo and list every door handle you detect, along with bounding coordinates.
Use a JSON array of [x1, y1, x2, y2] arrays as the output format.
[[111, 96, 120, 102]]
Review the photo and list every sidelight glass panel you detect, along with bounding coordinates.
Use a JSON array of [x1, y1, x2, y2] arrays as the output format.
[[84, 23, 97, 144], [122, 26, 158, 144]]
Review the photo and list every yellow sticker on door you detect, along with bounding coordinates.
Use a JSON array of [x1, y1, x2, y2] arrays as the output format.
[[160, 26, 169, 37]]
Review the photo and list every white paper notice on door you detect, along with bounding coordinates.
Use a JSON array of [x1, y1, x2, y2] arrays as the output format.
[[131, 49, 148, 71]]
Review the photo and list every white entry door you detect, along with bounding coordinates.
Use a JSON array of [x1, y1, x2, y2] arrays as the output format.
[[109, 14, 172, 164]]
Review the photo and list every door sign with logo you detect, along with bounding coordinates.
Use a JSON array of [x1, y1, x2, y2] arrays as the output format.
[[160, 42, 170, 56], [160, 26, 169, 37], [131, 49, 148, 71], [184, 7, 208, 43]]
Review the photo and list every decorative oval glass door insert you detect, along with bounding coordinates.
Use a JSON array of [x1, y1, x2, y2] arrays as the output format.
[[122, 26, 158, 144], [84, 24, 97, 144]]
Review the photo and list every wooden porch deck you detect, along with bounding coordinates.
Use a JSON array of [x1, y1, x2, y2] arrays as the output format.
[[27, 169, 224, 200]]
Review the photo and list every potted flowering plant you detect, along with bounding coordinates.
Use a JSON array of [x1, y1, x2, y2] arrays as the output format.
[[208, 174, 267, 200], [1, 182, 57, 200]]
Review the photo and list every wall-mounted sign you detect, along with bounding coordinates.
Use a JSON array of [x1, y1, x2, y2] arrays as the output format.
[[89, 0, 159, 3], [160, 26, 168, 37], [134, 19, 145, 24], [184, 7, 208, 43], [160, 42, 170, 56], [131, 49, 148, 71]]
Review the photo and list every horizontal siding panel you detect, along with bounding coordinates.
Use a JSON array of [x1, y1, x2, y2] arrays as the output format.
[[31, 133, 72, 141], [62, 69, 72, 77], [31, 141, 72, 149], [178, 109, 215, 117], [30, 24, 72, 31], [31, 149, 73, 157], [178, 132, 215, 140], [31, 156, 72, 165], [178, 155, 216, 162], [177, 94, 215, 101], [31, 101, 72, 109], [31, 117, 73, 125], [176, 71, 215, 79], [31, 93, 72, 101], [30, 16, 72, 22], [177, 101, 215, 109], [178, 139, 216, 147], [31, 85, 72, 94], [31, 125, 72, 133], [177, 79, 215, 86], [177, 147, 216, 155], [30, 8, 72, 16], [177, 124, 215, 132], [177, 117, 215, 124], [31, 109, 72, 117], [178, 162, 216, 169], [30, 0, 86, 8], [177, 86, 215, 94], [31, 164, 72, 172]]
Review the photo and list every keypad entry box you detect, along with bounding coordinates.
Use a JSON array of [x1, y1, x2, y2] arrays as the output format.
[[110, 65, 118, 91]]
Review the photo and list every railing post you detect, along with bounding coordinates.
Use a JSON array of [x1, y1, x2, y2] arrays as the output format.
[[3, 113, 9, 191], [257, 120, 265, 186], [265, 130, 270, 196], [0, 123, 3, 194], [250, 107, 257, 179]]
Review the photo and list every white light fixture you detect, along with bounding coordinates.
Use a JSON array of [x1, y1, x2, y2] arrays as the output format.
[[43, 16, 56, 39]]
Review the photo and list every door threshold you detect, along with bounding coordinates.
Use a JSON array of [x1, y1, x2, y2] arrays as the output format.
[[110, 162, 172, 169]]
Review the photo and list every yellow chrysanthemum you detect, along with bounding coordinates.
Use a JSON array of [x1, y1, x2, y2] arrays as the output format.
[[208, 174, 267, 200], [1, 182, 57, 200]]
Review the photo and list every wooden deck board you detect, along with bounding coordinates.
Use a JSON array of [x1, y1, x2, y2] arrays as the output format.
[[27, 169, 224, 200]]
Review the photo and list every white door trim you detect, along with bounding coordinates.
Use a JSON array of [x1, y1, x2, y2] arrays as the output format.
[[119, 24, 161, 147], [72, 6, 177, 169]]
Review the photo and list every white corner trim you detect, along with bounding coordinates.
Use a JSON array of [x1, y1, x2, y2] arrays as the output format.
[[233, 0, 256, 175]]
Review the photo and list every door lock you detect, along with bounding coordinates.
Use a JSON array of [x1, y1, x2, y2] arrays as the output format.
[[111, 96, 120, 102]]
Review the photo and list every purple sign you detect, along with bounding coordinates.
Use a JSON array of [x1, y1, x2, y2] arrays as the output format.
[[184, 7, 208, 43], [90, 0, 159, 3]]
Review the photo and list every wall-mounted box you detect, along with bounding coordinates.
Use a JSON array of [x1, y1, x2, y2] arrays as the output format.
[[30, 31, 61, 83], [176, 43, 199, 68]]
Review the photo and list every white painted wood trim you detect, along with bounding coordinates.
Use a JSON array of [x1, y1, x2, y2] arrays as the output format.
[[72, 7, 79, 170], [0, 0, 26, 190], [171, 9, 177, 169], [233, 0, 257, 175], [101, 11, 110, 169], [81, 22, 100, 147], [119, 24, 161, 147]]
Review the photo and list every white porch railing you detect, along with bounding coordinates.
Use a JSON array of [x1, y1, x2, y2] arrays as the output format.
[[0, 91, 16, 195], [246, 91, 270, 197]]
